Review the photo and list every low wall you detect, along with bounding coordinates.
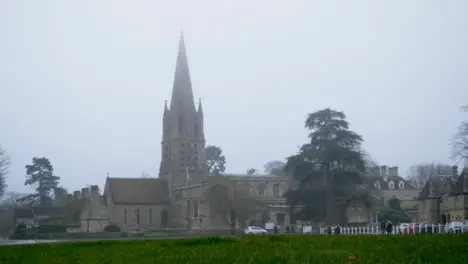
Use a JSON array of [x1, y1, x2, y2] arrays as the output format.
[[10, 232, 122, 240]]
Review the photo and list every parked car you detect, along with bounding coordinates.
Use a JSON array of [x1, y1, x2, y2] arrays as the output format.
[[244, 226, 268, 235], [444, 222, 464, 233]]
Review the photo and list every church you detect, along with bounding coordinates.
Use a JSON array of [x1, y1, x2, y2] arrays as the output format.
[[78, 33, 291, 233]]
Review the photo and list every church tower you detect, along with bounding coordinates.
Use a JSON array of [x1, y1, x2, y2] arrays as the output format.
[[159, 32, 207, 187]]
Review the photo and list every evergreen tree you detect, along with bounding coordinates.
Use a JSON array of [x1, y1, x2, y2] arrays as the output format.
[[24, 157, 60, 205], [284, 108, 372, 225]]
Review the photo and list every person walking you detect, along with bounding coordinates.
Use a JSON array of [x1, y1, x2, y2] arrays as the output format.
[[380, 221, 386, 234], [385, 220, 393, 234]]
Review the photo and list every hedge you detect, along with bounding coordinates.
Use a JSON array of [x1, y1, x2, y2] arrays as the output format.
[[1, 234, 467, 264]]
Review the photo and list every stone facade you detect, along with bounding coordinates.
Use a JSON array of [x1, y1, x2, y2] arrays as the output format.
[[418, 166, 468, 224], [347, 165, 420, 224]]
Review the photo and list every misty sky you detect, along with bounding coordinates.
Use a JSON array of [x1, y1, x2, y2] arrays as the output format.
[[1, 0, 467, 194]]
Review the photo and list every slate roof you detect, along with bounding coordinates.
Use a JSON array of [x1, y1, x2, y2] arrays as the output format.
[[105, 177, 170, 205], [419, 168, 468, 199], [364, 175, 417, 190]]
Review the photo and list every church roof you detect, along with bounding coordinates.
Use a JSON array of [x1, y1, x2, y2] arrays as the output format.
[[106, 178, 169, 205]]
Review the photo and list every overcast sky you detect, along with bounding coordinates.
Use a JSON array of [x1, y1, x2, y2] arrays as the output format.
[[1, 0, 467, 194]]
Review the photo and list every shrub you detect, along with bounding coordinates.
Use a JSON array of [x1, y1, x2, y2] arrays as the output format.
[[1, 234, 467, 263], [15, 223, 27, 234], [103, 224, 121, 232], [37, 224, 66, 233]]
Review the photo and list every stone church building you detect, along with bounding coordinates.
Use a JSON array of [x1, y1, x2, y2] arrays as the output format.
[[79, 33, 291, 232]]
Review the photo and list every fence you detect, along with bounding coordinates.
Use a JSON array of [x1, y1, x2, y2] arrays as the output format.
[[319, 224, 451, 235]]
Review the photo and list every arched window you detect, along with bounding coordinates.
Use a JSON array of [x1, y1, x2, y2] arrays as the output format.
[[135, 208, 140, 225], [273, 184, 280, 197], [388, 181, 395, 190], [398, 181, 405, 190], [244, 184, 252, 193], [257, 184, 265, 196]]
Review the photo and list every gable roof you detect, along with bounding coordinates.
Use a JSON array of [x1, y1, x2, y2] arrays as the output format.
[[418, 168, 468, 199], [365, 175, 417, 190], [106, 178, 169, 205]]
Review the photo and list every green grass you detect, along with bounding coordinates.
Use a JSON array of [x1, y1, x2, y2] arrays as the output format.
[[1, 234, 468, 264]]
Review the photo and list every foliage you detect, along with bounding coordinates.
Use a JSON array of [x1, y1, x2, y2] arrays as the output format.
[[379, 198, 411, 224], [205, 145, 226, 176], [104, 224, 121, 232], [206, 178, 260, 231], [1, 234, 468, 263], [24, 157, 60, 205], [246, 168, 257, 175], [408, 163, 454, 189], [284, 108, 370, 225], [263, 160, 286, 174], [452, 105, 468, 161], [0, 145, 10, 197]]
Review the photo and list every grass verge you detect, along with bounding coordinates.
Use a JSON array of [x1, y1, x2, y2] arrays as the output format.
[[1, 234, 467, 264]]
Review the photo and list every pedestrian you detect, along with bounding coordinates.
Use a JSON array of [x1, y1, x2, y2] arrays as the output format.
[[285, 225, 290, 233], [380, 221, 386, 234], [386, 220, 393, 234], [273, 225, 278, 234]]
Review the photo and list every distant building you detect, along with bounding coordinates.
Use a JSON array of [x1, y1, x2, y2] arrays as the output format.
[[418, 166, 468, 224], [347, 165, 420, 224]]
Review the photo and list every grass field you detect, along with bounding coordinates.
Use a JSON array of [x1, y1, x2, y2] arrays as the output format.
[[1, 234, 468, 264]]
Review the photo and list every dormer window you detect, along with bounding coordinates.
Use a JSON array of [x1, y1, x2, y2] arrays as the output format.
[[374, 181, 380, 189], [398, 181, 405, 190], [388, 181, 395, 190]]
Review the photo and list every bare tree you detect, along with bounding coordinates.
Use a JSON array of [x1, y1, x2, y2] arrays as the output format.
[[206, 179, 260, 233], [407, 163, 454, 189], [0, 146, 10, 197], [452, 105, 468, 161]]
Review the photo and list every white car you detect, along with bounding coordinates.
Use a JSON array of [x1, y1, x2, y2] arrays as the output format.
[[244, 226, 268, 235], [445, 221, 468, 233]]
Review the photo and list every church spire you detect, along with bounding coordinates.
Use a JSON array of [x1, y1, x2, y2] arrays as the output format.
[[170, 31, 195, 112]]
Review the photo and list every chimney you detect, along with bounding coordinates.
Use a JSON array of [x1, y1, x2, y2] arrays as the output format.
[[453, 165, 458, 180], [394, 166, 399, 176], [81, 187, 89, 198], [380, 165, 387, 177], [90, 185, 99, 199], [388, 167, 393, 177], [73, 191, 81, 200], [373, 166, 380, 176]]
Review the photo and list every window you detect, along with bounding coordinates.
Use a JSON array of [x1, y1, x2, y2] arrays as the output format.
[[135, 208, 140, 225], [257, 185, 265, 196], [392, 195, 397, 199], [273, 184, 280, 197], [398, 181, 405, 190], [193, 200, 199, 217], [374, 181, 381, 190], [124, 209, 127, 225], [149, 208, 152, 224], [388, 181, 395, 190]]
